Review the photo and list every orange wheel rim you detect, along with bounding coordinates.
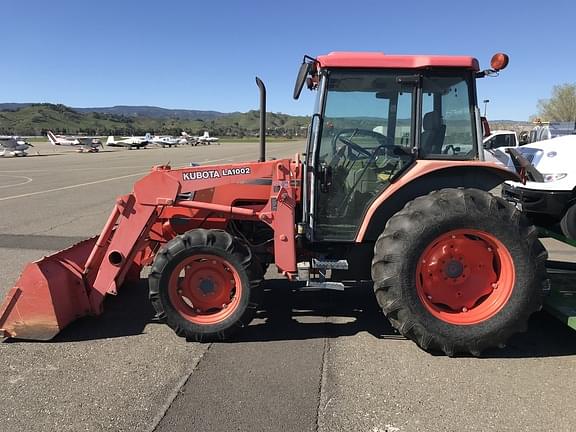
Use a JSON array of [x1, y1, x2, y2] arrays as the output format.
[[416, 229, 515, 325], [168, 254, 242, 325]]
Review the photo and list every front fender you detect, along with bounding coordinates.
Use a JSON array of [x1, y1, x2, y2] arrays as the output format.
[[357, 160, 518, 242]]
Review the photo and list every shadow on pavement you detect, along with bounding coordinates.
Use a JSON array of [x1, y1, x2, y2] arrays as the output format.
[[9, 277, 576, 358], [233, 280, 401, 342], [51, 279, 156, 342], [482, 312, 576, 359], [0, 234, 88, 251]]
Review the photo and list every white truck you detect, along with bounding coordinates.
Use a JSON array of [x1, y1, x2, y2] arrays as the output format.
[[483, 129, 522, 149], [529, 122, 576, 143], [502, 135, 576, 238]]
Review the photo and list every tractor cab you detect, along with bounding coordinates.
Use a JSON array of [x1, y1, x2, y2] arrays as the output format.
[[294, 52, 506, 242]]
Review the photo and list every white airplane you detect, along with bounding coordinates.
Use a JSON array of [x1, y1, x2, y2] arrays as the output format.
[[106, 133, 152, 149], [47, 131, 103, 153], [151, 135, 187, 148], [197, 131, 219, 144], [0, 136, 34, 157], [181, 131, 219, 145]]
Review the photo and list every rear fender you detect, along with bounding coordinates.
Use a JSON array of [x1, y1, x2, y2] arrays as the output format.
[[357, 161, 518, 242]]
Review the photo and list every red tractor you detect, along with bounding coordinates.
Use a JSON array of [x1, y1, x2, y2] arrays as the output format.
[[0, 52, 547, 356]]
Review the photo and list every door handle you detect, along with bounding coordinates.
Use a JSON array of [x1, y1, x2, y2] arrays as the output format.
[[319, 163, 332, 193]]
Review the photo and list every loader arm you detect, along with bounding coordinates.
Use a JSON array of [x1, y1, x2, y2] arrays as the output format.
[[0, 159, 300, 340]]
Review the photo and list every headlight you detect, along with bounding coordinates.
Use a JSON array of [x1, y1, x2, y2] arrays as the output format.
[[542, 173, 567, 182]]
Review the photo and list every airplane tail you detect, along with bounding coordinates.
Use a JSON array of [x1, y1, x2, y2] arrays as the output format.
[[47, 131, 59, 145], [106, 136, 115, 146], [203, 131, 210, 138], [144, 133, 151, 142], [181, 131, 189, 138]]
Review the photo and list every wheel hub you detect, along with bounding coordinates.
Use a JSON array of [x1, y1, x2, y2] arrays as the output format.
[[198, 278, 216, 296], [416, 229, 515, 325], [444, 260, 464, 278]]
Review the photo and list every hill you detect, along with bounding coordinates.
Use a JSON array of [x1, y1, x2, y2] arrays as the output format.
[[73, 106, 233, 120], [0, 103, 234, 121], [0, 103, 309, 137]]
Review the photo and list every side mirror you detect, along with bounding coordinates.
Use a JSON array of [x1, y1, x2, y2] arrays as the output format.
[[293, 57, 316, 100]]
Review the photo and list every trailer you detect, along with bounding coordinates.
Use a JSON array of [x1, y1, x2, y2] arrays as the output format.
[[540, 228, 576, 329]]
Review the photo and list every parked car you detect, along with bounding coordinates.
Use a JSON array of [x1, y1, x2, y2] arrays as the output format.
[[502, 135, 576, 238]]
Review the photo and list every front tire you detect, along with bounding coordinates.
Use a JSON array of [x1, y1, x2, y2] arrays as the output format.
[[149, 229, 263, 341], [372, 188, 547, 356], [560, 204, 576, 240]]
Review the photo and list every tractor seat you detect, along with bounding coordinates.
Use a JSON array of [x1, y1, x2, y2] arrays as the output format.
[[421, 112, 446, 155], [346, 161, 379, 194]]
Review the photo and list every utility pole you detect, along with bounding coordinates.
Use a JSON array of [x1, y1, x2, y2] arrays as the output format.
[[483, 99, 490, 117]]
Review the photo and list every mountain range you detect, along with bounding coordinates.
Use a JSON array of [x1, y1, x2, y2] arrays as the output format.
[[0, 103, 309, 137], [0, 103, 235, 121]]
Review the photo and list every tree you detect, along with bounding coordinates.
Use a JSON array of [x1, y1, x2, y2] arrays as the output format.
[[537, 83, 576, 122]]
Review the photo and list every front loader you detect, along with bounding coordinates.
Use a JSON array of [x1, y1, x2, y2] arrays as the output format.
[[0, 52, 548, 355]]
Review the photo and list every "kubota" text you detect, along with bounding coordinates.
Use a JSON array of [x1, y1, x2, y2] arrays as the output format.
[[182, 167, 251, 181]]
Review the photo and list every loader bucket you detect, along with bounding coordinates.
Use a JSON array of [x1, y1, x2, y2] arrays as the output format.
[[0, 237, 97, 340]]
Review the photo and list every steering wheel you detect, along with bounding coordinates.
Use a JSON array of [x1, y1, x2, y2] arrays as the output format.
[[330, 128, 389, 166], [332, 128, 412, 166]]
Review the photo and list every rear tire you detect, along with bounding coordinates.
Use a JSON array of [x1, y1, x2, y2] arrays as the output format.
[[149, 229, 263, 341], [560, 204, 576, 240], [372, 188, 548, 356]]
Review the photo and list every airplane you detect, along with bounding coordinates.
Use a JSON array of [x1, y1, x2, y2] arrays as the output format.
[[46, 131, 103, 153], [0, 136, 34, 157], [197, 131, 219, 144], [106, 133, 152, 149], [151, 135, 187, 148], [181, 131, 219, 145]]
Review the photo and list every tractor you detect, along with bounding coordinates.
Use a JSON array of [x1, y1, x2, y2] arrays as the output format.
[[0, 52, 547, 356]]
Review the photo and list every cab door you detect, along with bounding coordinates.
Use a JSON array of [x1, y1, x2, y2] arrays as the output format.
[[311, 70, 415, 241]]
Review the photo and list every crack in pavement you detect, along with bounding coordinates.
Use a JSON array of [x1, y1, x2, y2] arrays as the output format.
[[148, 344, 212, 432], [316, 335, 330, 432]]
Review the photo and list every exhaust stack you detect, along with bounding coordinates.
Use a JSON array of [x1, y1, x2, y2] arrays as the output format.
[[255, 77, 266, 162]]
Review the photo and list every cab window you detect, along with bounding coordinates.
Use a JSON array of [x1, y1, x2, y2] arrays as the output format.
[[420, 74, 476, 158]]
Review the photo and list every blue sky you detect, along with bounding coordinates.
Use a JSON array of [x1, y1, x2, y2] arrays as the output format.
[[0, 0, 574, 120]]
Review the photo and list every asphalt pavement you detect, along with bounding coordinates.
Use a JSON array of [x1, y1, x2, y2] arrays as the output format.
[[1, 140, 576, 432]]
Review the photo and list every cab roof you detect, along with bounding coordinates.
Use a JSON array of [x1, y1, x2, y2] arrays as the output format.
[[316, 52, 480, 71]]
